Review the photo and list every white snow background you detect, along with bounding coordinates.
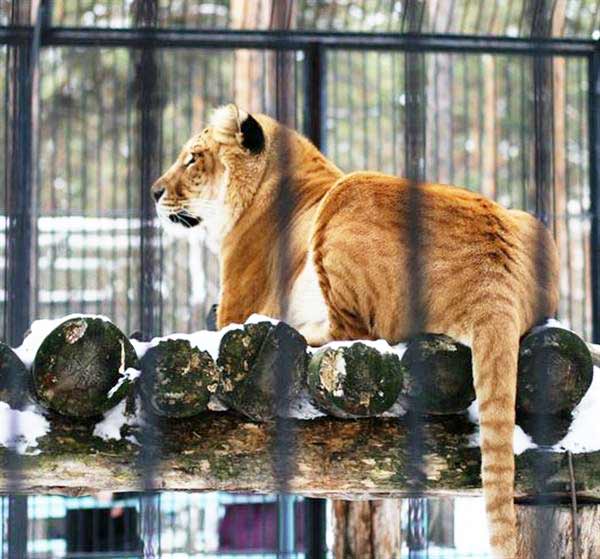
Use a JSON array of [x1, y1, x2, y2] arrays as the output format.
[[1, 314, 599, 455]]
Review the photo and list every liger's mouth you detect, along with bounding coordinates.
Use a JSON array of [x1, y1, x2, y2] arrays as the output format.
[[168, 211, 201, 228]]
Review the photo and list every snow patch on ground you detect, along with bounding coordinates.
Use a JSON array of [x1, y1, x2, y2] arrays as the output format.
[[13, 313, 111, 368], [467, 400, 537, 455], [93, 397, 144, 442], [0, 402, 49, 454], [554, 366, 600, 453]]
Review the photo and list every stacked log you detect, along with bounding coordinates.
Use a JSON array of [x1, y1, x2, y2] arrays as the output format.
[[217, 321, 308, 420], [32, 317, 139, 418], [140, 339, 219, 418], [0, 314, 593, 450]]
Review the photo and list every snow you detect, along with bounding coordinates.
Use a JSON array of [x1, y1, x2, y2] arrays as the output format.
[[93, 396, 144, 443], [310, 338, 408, 360], [467, 400, 537, 455], [107, 367, 141, 399], [13, 313, 112, 368], [131, 313, 277, 361], [0, 402, 50, 454], [554, 366, 600, 453], [93, 400, 130, 441], [287, 389, 326, 420]]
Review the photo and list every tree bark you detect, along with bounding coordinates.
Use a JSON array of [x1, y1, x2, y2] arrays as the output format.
[[231, 0, 296, 125], [333, 500, 402, 559], [2, 412, 600, 498], [516, 503, 600, 559]]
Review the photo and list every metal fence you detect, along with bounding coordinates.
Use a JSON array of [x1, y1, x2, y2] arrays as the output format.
[[1, 0, 600, 558]]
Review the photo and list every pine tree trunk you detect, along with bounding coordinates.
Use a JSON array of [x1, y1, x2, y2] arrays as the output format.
[[516, 503, 600, 559], [333, 500, 402, 559]]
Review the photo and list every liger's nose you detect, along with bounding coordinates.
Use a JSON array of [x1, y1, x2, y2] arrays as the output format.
[[152, 186, 165, 202]]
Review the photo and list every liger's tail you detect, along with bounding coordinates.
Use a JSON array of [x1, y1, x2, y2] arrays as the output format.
[[471, 317, 521, 559]]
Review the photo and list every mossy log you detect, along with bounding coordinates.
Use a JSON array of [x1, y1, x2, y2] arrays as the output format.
[[217, 321, 307, 421], [517, 327, 594, 445], [0, 342, 31, 408], [1, 412, 600, 499], [10, 318, 593, 425], [139, 340, 219, 418], [307, 343, 404, 417], [32, 317, 139, 418], [400, 334, 475, 415]]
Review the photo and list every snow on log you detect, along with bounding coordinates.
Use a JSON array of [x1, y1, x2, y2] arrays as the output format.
[[140, 340, 219, 417], [0, 315, 598, 495], [307, 343, 403, 417], [217, 321, 307, 421], [32, 317, 139, 418]]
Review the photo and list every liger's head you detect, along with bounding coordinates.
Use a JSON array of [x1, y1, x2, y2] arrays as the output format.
[[151, 104, 268, 237]]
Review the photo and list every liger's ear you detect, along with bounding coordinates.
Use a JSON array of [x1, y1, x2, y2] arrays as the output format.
[[210, 104, 265, 154], [240, 113, 265, 154]]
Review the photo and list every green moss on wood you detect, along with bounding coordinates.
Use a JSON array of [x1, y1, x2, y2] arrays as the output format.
[[307, 343, 404, 417], [401, 334, 475, 415], [32, 317, 138, 418], [140, 339, 219, 417], [517, 327, 593, 418], [217, 322, 307, 421]]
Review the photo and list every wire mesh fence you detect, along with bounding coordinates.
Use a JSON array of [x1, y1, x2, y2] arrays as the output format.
[[1, 0, 600, 558]]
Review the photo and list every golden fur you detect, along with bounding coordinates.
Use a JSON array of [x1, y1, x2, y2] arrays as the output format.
[[152, 104, 560, 559]]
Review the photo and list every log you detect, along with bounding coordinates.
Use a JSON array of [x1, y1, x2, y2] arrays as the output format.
[[400, 334, 474, 415], [139, 339, 219, 418], [32, 317, 139, 418], [5, 314, 593, 428], [307, 343, 403, 417], [0, 342, 31, 408], [517, 327, 593, 445], [517, 327, 593, 416], [516, 503, 600, 559], [217, 321, 307, 421], [1, 412, 600, 498]]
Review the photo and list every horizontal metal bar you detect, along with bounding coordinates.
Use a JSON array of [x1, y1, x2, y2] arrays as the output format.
[[0, 25, 597, 56]]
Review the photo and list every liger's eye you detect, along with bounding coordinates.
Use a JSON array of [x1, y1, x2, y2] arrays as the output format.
[[184, 153, 201, 167]]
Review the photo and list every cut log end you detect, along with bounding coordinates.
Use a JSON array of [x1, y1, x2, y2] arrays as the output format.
[[140, 339, 219, 418], [400, 334, 475, 415], [217, 321, 307, 421], [32, 317, 139, 418], [517, 327, 593, 417], [0, 342, 33, 409], [307, 343, 403, 417]]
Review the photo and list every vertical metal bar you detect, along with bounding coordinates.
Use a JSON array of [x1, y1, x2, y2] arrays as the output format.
[[589, 47, 600, 343], [533, 58, 555, 228], [404, 0, 427, 447], [133, 2, 162, 558], [404, 3, 427, 555], [135, 0, 161, 341], [7, 496, 27, 559], [303, 43, 326, 155], [4, 2, 45, 558], [277, 494, 295, 557], [5, 13, 35, 348], [529, 2, 555, 558], [302, 42, 328, 559]]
